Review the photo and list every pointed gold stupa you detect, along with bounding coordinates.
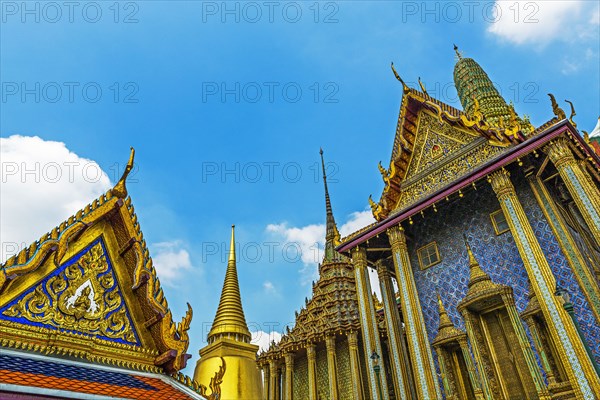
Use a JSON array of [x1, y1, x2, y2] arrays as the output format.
[[193, 225, 263, 399]]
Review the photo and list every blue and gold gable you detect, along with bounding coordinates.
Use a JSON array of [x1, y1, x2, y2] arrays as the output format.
[[0, 149, 193, 375], [1, 237, 140, 346]]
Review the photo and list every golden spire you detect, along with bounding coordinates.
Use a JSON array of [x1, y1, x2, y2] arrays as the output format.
[[453, 48, 513, 127], [207, 225, 251, 343], [433, 291, 464, 344], [437, 293, 453, 329], [320, 148, 341, 262], [464, 235, 491, 289]]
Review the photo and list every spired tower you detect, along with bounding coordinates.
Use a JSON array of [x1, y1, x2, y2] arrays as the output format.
[[194, 225, 263, 399], [453, 45, 513, 126]]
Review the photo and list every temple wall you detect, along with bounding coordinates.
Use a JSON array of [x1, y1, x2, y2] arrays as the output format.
[[335, 338, 353, 400], [316, 345, 330, 399], [292, 354, 308, 399], [405, 169, 600, 371]]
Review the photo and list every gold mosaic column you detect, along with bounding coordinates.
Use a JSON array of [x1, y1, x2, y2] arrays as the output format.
[[307, 343, 318, 400], [269, 359, 278, 400], [388, 225, 441, 400], [457, 337, 484, 400], [325, 336, 339, 400], [351, 246, 390, 399], [545, 138, 600, 244], [376, 260, 413, 399], [526, 166, 600, 323], [263, 364, 270, 400], [460, 311, 492, 399], [285, 352, 294, 400], [490, 168, 600, 399], [501, 293, 551, 399], [347, 331, 364, 400]]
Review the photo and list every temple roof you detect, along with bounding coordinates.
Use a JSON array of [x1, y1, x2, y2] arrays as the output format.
[[337, 50, 600, 252], [207, 226, 252, 343], [259, 154, 359, 359], [0, 149, 193, 375]]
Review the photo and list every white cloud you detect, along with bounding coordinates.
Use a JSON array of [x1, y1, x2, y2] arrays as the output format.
[[263, 280, 278, 296], [487, 1, 590, 46], [151, 241, 193, 286], [266, 222, 324, 266], [339, 209, 376, 238], [266, 208, 376, 285], [1, 135, 112, 262], [251, 330, 282, 352]]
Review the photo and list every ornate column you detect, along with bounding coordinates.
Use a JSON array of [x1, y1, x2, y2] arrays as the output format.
[[376, 260, 414, 399], [522, 314, 558, 386], [347, 331, 364, 400], [285, 352, 294, 400], [433, 346, 454, 399], [490, 168, 600, 398], [545, 138, 600, 244], [500, 293, 550, 399], [457, 337, 484, 400], [387, 225, 442, 399], [525, 165, 600, 323], [269, 359, 278, 400], [460, 311, 493, 399], [263, 363, 271, 400], [307, 344, 318, 400], [350, 246, 389, 399], [325, 336, 339, 400]]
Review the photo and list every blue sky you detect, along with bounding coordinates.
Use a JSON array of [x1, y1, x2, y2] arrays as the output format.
[[1, 1, 599, 375]]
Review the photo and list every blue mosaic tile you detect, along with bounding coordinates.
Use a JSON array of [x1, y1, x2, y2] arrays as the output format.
[[404, 169, 600, 378], [0, 354, 157, 390], [517, 172, 600, 365]]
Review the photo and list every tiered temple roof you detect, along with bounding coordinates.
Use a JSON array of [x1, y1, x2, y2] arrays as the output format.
[[258, 150, 361, 359]]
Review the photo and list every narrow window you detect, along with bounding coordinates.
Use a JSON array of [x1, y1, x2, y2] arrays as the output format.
[[417, 242, 441, 270], [490, 210, 510, 235]]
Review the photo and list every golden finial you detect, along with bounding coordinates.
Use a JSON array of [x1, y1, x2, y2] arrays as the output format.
[[463, 234, 478, 267], [436, 292, 453, 327], [391, 62, 408, 92], [463, 234, 493, 290], [548, 93, 566, 120], [453, 44, 462, 60], [229, 225, 236, 263], [418, 77, 428, 95], [564, 99, 577, 128], [112, 147, 135, 198]]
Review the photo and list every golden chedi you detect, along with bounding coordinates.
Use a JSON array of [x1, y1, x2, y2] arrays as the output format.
[[194, 225, 263, 399]]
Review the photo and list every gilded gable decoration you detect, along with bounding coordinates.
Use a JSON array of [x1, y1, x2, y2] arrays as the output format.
[[0, 239, 140, 345]]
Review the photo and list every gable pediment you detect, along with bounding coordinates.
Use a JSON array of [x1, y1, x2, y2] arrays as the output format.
[[392, 109, 508, 213], [0, 237, 141, 346]]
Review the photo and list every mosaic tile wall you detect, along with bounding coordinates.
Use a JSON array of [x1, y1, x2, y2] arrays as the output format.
[[405, 168, 600, 370], [292, 354, 308, 400], [335, 338, 354, 400], [316, 345, 330, 400]]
